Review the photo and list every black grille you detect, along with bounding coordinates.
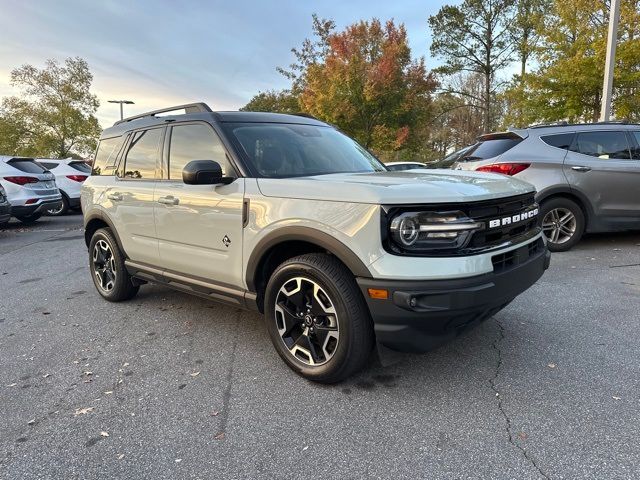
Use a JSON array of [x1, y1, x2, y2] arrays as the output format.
[[492, 237, 544, 273]]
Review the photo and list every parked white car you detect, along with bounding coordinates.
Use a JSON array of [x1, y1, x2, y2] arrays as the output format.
[[38, 158, 91, 215], [0, 156, 62, 224]]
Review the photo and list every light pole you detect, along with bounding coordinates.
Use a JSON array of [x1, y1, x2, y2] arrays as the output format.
[[108, 100, 135, 121], [600, 0, 621, 122]]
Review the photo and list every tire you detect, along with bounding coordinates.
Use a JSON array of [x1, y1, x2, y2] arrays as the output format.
[[540, 197, 585, 252], [264, 253, 374, 383], [89, 227, 139, 302], [47, 196, 68, 216], [15, 213, 42, 225]]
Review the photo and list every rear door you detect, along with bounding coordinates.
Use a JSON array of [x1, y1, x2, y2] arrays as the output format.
[[153, 122, 245, 287], [563, 130, 640, 220], [106, 127, 163, 265]]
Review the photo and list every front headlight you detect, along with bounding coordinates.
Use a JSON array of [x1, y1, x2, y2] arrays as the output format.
[[388, 210, 483, 253]]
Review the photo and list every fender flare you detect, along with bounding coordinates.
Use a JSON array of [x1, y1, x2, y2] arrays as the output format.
[[84, 210, 127, 255], [536, 185, 594, 220], [245, 226, 373, 292]]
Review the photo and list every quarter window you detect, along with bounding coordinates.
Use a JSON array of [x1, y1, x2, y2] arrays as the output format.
[[574, 131, 631, 160], [540, 133, 575, 150], [168, 124, 230, 180], [123, 129, 162, 179], [93, 137, 125, 175], [630, 132, 640, 160]]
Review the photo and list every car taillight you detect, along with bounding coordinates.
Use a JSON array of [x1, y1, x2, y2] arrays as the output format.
[[66, 175, 88, 182], [476, 163, 530, 176], [3, 176, 39, 185]]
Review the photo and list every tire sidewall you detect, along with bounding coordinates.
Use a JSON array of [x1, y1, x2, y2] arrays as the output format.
[[89, 228, 134, 301], [264, 262, 358, 381], [541, 198, 585, 252]]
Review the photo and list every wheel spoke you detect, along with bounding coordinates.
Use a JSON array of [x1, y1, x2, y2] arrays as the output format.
[[276, 301, 303, 337]]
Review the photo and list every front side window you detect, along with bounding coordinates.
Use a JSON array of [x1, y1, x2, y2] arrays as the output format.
[[574, 131, 631, 159], [225, 123, 385, 178], [123, 129, 162, 179], [168, 124, 230, 180]]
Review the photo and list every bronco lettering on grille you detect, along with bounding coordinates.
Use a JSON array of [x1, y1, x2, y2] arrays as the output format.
[[488, 208, 539, 229]]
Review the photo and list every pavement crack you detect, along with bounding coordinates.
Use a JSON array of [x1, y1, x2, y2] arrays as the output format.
[[490, 318, 550, 480], [216, 309, 242, 438]]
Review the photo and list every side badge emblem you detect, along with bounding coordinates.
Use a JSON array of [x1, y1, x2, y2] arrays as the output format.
[[222, 235, 231, 247]]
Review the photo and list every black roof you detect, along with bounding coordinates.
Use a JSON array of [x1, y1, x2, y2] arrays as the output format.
[[101, 102, 329, 139]]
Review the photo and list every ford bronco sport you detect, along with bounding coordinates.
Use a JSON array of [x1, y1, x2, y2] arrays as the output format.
[[82, 103, 550, 383]]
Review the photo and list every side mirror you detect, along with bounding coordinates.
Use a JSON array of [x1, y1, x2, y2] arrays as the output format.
[[182, 160, 233, 185]]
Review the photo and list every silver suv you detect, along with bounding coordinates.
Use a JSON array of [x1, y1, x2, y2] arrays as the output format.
[[82, 103, 549, 382], [453, 123, 640, 251]]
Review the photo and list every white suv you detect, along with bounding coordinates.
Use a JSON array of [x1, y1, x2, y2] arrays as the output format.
[[37, 158, 91, 215], [0, 156, 62, 224], [82, 103, 550, 382]]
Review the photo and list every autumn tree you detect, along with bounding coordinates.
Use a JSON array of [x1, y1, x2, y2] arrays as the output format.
[[240, 89, 300, 114], [0, 57, 101, 158], [429, 0, 516, 132], [299, 19, 437, 153]]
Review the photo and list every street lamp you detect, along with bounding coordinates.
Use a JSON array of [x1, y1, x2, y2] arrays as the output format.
[[108, 100, 135, 121], [600, 0, 621, 122]]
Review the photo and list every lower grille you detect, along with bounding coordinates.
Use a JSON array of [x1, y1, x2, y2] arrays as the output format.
[[492, 237, 544, 273]]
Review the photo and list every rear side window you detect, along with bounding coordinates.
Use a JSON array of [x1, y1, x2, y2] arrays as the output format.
[[462, 138, 522, 161], [630, 132, 640, 159], [69, 161, 91, 173], [7, 159, 47, 173], [573, 131, 631, 159], [123, 128, 163, 179], [93, 137, 125, 175], [168, 123, 230, 180], [541, 133, 575, 150]]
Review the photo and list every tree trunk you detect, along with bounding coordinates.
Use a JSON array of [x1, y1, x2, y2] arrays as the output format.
[[484, 70, 491, 133]]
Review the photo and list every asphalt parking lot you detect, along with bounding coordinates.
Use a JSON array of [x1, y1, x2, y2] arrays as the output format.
[[1, 214, 639, 479]]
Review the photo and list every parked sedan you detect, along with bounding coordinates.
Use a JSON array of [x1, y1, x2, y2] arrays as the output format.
[[37, 158, 90, 215], [453, 123, 640, 251], [0, 156, 62, 224], [0, 184, 11, 226]]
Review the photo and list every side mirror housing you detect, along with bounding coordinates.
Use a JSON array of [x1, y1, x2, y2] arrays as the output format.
[[182, 160, 233, 185]]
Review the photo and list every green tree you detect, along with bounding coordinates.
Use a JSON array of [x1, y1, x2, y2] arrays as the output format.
[[240, 89, 300, 113], [429, 0, 516, 132], [0, 57, 100, 158], [300, 19, 437, 152]]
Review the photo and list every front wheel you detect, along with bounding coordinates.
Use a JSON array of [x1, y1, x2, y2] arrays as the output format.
[[264, 253, 374, 383], [89, 228, 139, 302], [541, 198, 585, 252]]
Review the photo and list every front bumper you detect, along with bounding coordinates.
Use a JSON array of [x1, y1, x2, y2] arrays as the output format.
[[357, 239, 550, 352], [11, 199, 63, 217]]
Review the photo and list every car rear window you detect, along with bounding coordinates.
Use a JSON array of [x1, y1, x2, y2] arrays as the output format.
[[461, 138, 522, 161], [540, 133, 575, 149], [7, 159, 48, 173], [69, 161, 92, 173]]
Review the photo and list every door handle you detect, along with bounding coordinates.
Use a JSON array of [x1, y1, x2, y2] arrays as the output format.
[[107, 193, 123, 201], [571, 166, 592, 172], [158, 196, 179, 205]]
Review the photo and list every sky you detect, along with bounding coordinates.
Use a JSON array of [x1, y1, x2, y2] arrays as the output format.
[[0, 0, 450, 127]]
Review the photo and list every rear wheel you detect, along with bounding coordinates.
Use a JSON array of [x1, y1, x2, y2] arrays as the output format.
[[47, 196, 69, 216], [89, 228, 139, 302], [15, 213, 42, 225], [541, 197, 585, 252], [264, 253, 374, 383]]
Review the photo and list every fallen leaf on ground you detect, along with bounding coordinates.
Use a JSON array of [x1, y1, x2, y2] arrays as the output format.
[[74, 407, 94, 416], [518, 432, 528, 441], [175, 459, 182, 463], [117, 454, 124, 460], [104, 391, 113, 395], [42, 374, 51, 378], [83, 371, 93, 376], [100, 431, 109, 437], [27, 419, 36, 425], [210, 411, 219, 416], [123, 362, 129, 367], [190, 371, 200, 377], [302, 446, 309, 451], [547, 363, 556, 368], [6, 383, 17, 387], [612, 396, 621, 400], [214, 433, 225, 440]]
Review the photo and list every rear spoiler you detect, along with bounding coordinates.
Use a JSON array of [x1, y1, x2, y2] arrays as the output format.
[[477, 130, 528, 141]]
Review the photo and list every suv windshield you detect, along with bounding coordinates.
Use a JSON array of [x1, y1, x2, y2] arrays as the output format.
[[224, 123, 386, 178]]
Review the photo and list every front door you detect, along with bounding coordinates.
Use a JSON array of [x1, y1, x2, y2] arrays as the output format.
[[153, 122, 245, 288], [564, 130, 640, 220]]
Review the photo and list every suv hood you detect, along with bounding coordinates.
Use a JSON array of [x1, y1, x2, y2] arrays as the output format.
[[257, 170, 535, 204]]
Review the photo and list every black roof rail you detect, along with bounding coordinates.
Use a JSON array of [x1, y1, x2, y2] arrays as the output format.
[[528, 120, 634, 129], [113, 102, 213, 126]]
